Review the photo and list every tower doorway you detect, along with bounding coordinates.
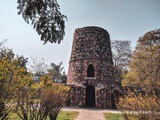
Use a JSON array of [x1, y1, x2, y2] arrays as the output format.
[[86, 85, 95, 107], [87, 64, 94, 77]]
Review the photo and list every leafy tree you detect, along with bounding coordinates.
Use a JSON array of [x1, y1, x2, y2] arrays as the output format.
[[0, 48, 14, 120], [118, 29, 160, 120], [0, 47, 30, 120], [42, 85, 69, 120], [61, 71, 67, 83], [117, 91, 160, 120], [111, 40, 132, 86], [39, 74, 53, 88], [14, 55, 28, 69], [17, 0, 66, 44], [12, 69, 34, 120], [14, 74, 49, 120], [0, 45, 68, 120], [39, 75, 70, 120], [0, 41, 14, 119], [13, 74, 69, 120], [48, 61, 67, 83], [122, 29, 160, 92]]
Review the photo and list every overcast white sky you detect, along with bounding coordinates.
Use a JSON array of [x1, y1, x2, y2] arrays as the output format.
[[0, 0, 160, 73]]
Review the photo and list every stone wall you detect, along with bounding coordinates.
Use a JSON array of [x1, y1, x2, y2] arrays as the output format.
[[67, 26, 119, 109], [68, 83, 86, 107], [67, 26, 114, 85], [67, 84, 119, 109]]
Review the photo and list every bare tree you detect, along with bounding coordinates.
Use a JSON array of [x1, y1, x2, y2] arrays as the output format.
[[111, 40, 132, 70], [27, 57, 49, 75], [111, 40, 132, 85]]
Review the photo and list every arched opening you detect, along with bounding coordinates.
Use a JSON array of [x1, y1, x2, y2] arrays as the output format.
[[87, 64, 94, 77], [86, 85, 95, 107]]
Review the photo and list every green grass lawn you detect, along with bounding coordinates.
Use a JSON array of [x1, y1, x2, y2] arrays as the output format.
[[104, 113, 125, 120], [104, 113, 141, 120], [9, 111, 79, 120]]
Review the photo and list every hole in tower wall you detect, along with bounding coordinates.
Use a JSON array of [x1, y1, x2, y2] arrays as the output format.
[[87, 64, 94, 77]]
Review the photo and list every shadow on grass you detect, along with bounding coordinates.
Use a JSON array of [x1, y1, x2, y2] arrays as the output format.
[[9, 111, 79, 120], [104, 113, 125, 120]]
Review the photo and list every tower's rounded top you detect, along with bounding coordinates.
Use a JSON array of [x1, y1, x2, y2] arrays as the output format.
[[75, 26, 109, 36], [70, 26, 112, 61]]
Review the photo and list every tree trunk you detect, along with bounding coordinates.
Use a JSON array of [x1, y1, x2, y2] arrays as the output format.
[[49, 113, 58, 120]]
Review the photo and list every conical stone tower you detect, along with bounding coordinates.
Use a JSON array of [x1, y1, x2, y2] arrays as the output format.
[[67, 26, 116, 108]]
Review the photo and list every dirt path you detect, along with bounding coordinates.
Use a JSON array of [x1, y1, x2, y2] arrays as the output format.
[[62, 107, 121, 120]]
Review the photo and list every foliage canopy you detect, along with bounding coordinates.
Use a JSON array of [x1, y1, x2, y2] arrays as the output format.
[[118, 29, 160, 120], [122, 29, 160, 92], [17, 0, 66, 44]]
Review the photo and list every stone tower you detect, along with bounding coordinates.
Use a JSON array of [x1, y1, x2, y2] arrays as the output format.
[[67, 26, 116, 108]]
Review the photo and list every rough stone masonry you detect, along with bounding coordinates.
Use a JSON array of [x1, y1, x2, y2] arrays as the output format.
[[67, 26, 121, 109]]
